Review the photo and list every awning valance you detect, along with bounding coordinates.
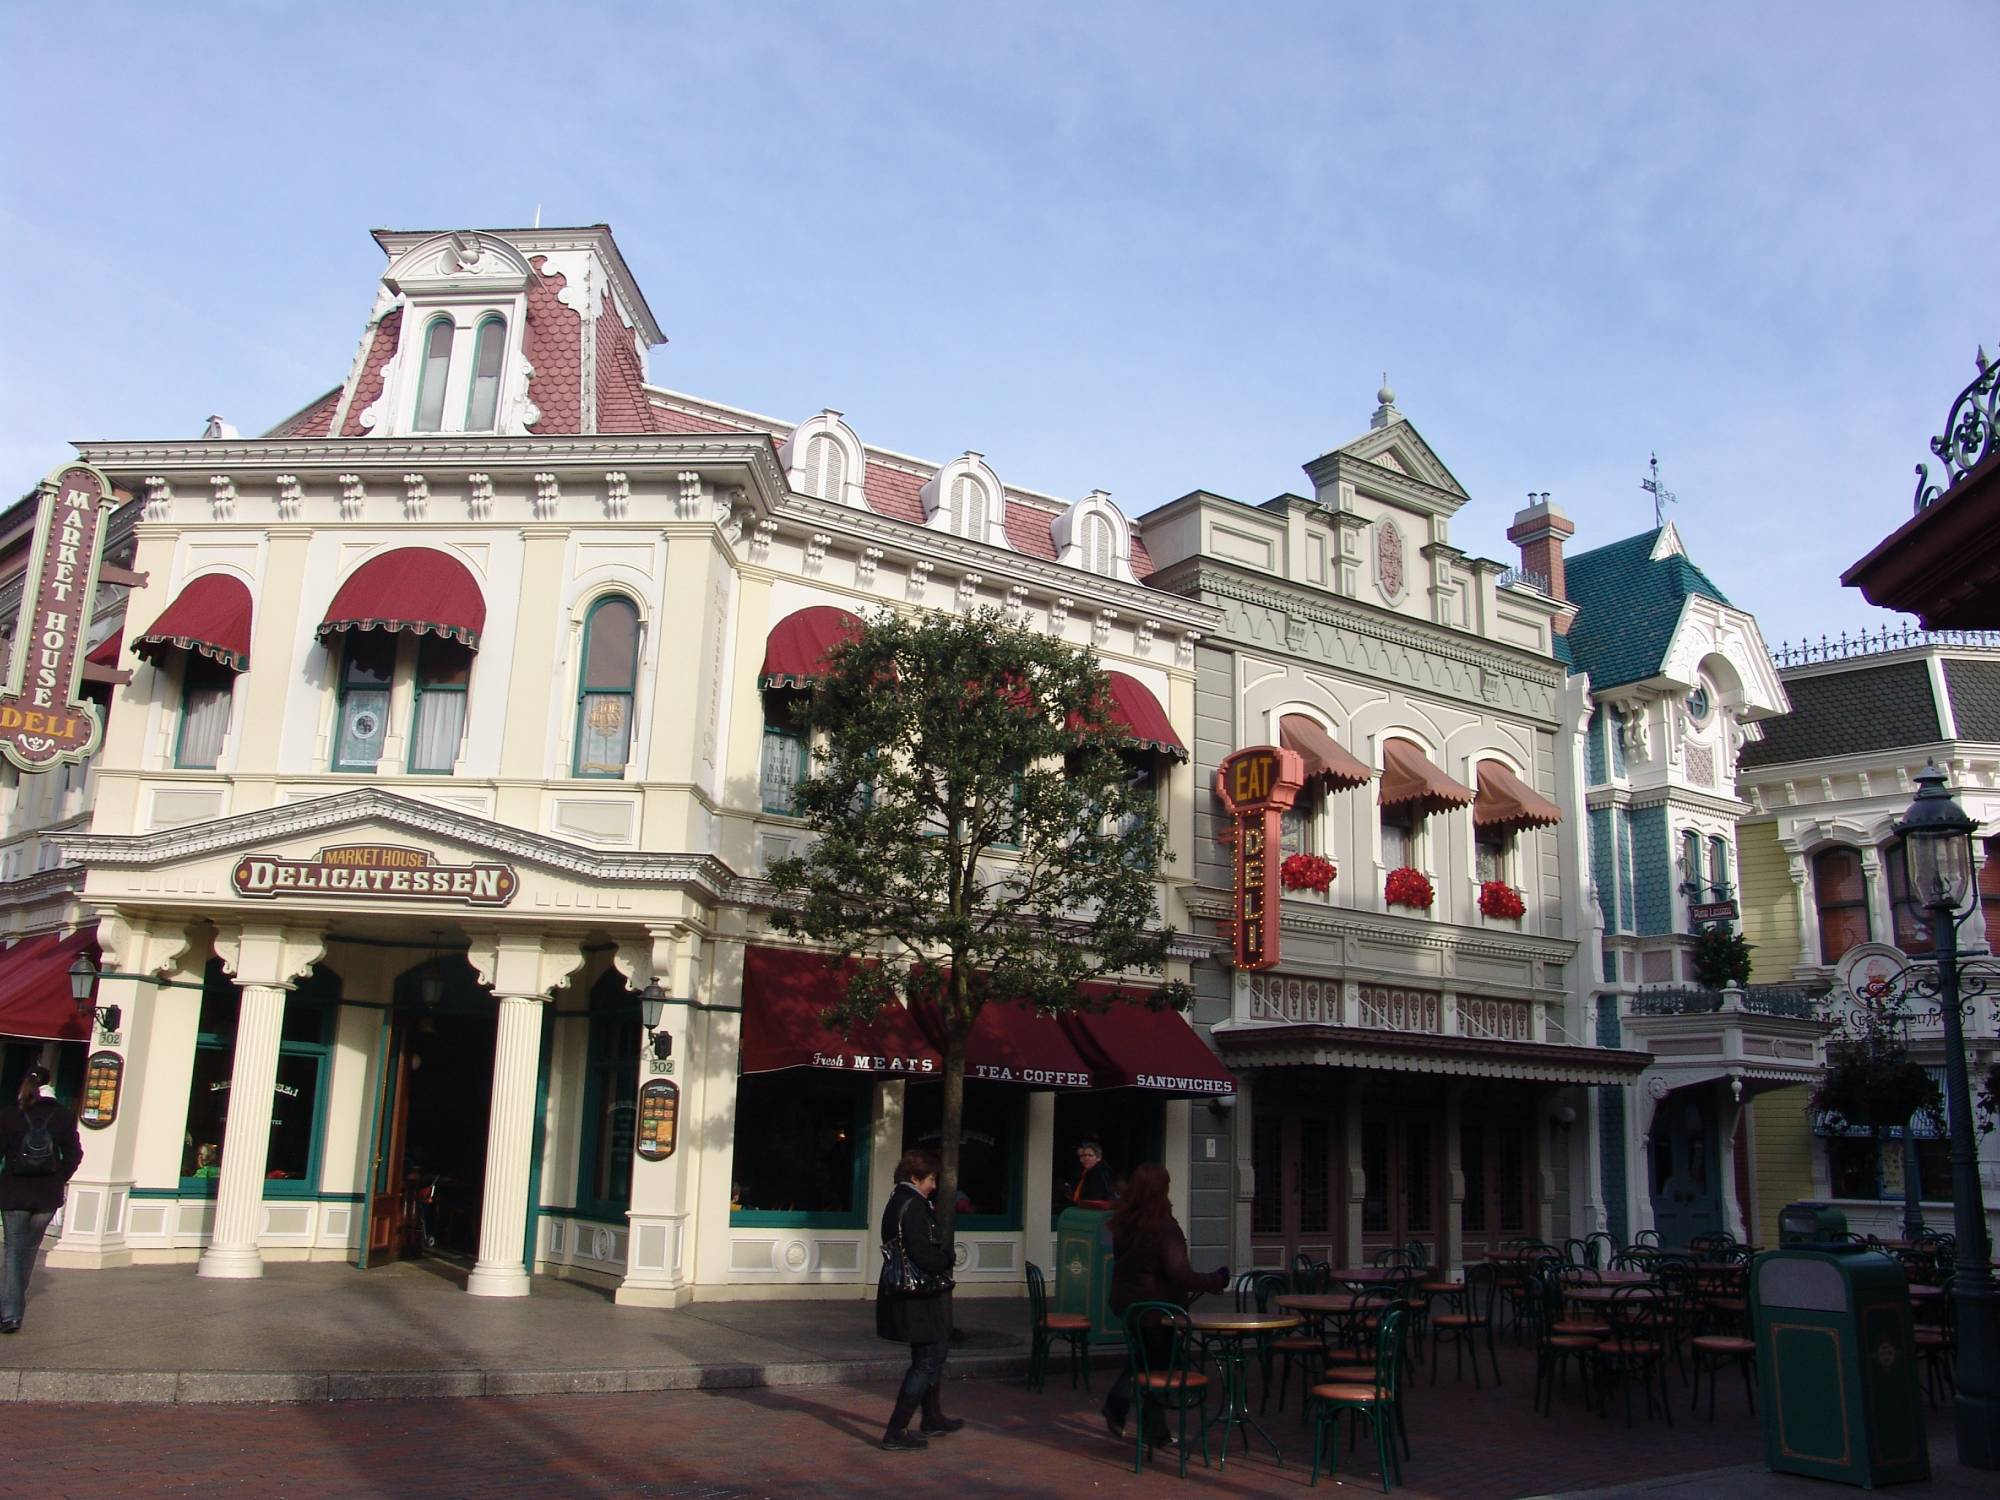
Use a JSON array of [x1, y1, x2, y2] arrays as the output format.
[[759, 606, 865, 690], [739, 946, 940, 1077], [1213, 1022, 1650, 1086], [1060, 994, 1236, 1096], [1099, 672, 1188, 761], [1474, 759, 1562, 832], [318, 548, 486, 650], [921, 998, 1100, 1090], [133, 573, 254, 672], [1280, 715, 1372, 791], [1380, 738, 1475, 811], [0, 928, 95, 1044]]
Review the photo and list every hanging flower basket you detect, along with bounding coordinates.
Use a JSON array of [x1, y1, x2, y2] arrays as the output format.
[[1384, 866, 1435, 911], [1810, 1035, 1943, 1134], [1478, 880, 1526, 920], [1281, 853, 1337, 893]]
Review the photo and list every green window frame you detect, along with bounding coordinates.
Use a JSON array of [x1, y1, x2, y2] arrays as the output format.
[[576, 993, 640, 1222], [572, 596, 640, 778], [174, 653, 235, 769], [902, 1080, 1025, 1231], [331, 632, 396, 771], [179, 965, 336, 1200], [464, 315, 506, 431], [412, 315, 455, 433], [408, 634, 472, 774], [728, 1070, 872, 1230]]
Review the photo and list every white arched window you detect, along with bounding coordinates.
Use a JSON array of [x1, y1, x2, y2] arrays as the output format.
[[952, 474, 988, 539], [464, 315, 506, 431], [804, 433, 846, 502], [1053, 490, 1136, 583], [920, 453, 1008, 548], [1085, 513, 1114, 575], [412, 317, 454, 432]]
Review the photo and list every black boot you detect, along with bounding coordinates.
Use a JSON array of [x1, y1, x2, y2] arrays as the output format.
[[881, 1394, 929, 1451], [920, 1385, 965, 1436]]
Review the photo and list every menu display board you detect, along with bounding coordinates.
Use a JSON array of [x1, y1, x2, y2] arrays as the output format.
[[636, 1078, 679, 1161], [80, 1050, 123, 1129]]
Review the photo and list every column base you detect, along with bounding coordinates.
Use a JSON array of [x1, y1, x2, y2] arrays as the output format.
[[197, 1245, 267, 1280], [46, 1245, 135, 1271], [614, 1282, 695, 1309], [466, 1262, 531, 1298], [1956, 1392, 2000, 1470]]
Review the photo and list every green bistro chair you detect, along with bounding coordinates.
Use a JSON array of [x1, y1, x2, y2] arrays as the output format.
[[1309, 1305, 1407, 1492], [1122, 1301, 1212, 1478], [1321, 1297, 1413, 1466], [1025, 1262, 1091, 1393], [1533, 1268, 1600, 1416], [1430, 1259, 1502, 1387]]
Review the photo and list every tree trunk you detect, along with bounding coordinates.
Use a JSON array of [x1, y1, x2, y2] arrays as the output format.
[[937, 1028, 966, 1263]]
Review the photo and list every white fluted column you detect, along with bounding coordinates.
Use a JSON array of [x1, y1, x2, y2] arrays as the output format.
[[468, 992, 546, 1298], [198, 983, 288, 1280]]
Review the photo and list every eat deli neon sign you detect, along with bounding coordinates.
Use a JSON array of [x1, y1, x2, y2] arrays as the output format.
[[1214, 745, 1304, 971]]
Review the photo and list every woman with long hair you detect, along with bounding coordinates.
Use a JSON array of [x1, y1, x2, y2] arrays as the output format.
[[0, 1065, 84, 1334], [1100, 1162, 1227, 1443], [874, 1147, 965, 1450]]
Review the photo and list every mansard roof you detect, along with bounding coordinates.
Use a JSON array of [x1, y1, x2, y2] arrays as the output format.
[[1563, 525, 1730, 692], [1738, 657, 1941, 769]]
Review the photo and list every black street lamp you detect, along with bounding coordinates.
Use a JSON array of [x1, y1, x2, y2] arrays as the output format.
[[1896, 759, 1998, 1468], [68, 951, 120, 1035], [640, 982, 672, 1062]]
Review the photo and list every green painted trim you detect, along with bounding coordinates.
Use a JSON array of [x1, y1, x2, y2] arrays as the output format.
[[405, 681, 467, 774], [411, 312, 455, 432], [523, 1001, 555, 1272], [729, 1209, 870, 1230], [171, 654, 231, 769], [134, 1187, 363, 1203], [537, 1205, 631, 1228], [463, 314, 506, 431], [571, 595, 639, 777]]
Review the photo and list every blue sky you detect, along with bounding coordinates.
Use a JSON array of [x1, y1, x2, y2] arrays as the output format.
[[4, 1, 1993, 651]]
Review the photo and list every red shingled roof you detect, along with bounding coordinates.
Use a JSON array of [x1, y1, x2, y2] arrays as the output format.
[[650, 404, 747, 435], [1130, 531, 1155, 580], [593, 292, 657, 435], [340, 308, 401, 437], [523, 257, 582, 434], [1002, 503, 1058, 561], [862, 463, 927, 524], [268, 388, 340, 439]]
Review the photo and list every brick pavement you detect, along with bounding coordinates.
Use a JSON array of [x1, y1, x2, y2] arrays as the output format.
[[0, 1340, 1976, 1500]]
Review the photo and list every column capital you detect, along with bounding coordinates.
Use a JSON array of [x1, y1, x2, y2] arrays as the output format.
[[609, 923, 701, 997], [465, 932, 588, 998], [212, 925, 326, 990]]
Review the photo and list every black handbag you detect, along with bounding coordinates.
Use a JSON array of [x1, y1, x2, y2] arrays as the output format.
[[882, 1217, 955, 1296]]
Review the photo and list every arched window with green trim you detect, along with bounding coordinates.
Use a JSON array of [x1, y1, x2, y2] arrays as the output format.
[[464, 315, 506, 430], [413, 316, 455, 432], [573, 596, 640, 777]]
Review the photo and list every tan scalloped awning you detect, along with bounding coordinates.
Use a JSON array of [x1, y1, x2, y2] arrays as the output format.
[[1474, 759, 1563, 832], [1279, 715, 1372, 791], [1379, 738, 1475, 810]]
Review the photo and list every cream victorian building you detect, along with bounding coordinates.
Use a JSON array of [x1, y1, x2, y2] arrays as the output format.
[[40, 225, 1224, 1304]]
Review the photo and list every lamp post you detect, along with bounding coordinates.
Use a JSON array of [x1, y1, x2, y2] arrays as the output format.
[[68, 951, 120, 1035], [1896, 759, 1998, 1468], [640, 982, 671, 1062]]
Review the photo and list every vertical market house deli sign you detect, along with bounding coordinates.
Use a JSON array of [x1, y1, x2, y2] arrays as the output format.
[[233, 844, 518, 905], [1214, 745, 1304, 971], [0, 464, 123, 772]]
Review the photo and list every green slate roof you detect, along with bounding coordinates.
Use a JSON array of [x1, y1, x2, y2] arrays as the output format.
[[1563, 527, 1730, 692]]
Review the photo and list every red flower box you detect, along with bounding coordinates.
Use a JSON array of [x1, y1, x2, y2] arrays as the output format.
[[1384, 866, 1435, 911], [1281, 852, 1337, 893], [1479, 880, 1526, 920]]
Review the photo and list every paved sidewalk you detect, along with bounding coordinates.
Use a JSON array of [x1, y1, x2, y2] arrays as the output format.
[[0, 1256, 1044, 1403]]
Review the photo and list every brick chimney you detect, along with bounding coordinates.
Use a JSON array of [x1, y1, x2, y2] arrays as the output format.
[[1507, 494, 1574, 631]]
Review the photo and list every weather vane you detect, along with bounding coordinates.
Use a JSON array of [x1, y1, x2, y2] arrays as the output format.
[[1641, 453, 1677, 528]]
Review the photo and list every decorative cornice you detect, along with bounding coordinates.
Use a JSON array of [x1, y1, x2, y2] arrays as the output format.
[[1150, 561, 1560, 703], [1212, 1020, 1651, 1083], [1183, 893, 1576, 967], [55, 787, 737, 904], [0, 865, 86, 905]]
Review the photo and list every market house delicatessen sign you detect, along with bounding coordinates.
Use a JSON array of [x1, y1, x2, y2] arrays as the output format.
[[233, 844, 518, 906], [0, 463, 124, 771]]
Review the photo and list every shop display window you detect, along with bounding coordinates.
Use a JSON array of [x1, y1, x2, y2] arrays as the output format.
[[900, 1079, 1023, 1229], [179, 962, 335, 1198], [574, 596, 640, 777], [576, 983, 639, 1221], [729, 1069, 871, 1227]]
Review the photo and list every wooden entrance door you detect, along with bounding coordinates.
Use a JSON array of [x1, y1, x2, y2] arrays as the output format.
[[1649, 1086, 1722, 1249], [1358, 1113, 1441, 1263], [361, 1017, 415, 1268], [1249, 1108, 1340, 1273]]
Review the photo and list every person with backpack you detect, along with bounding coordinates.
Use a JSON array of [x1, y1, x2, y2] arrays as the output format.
[[0, 1066, 83, 1333]]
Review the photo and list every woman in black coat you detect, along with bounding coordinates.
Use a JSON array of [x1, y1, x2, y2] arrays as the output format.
[[1101, 1162, 1227, 1444], [0, 1066, 84, 1334], [875, 1148, 963, 1450]]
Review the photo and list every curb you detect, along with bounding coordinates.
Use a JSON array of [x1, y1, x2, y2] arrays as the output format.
[[0, 1346, 1123, 1406]]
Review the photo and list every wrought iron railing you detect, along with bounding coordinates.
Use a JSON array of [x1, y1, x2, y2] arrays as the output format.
[[1629, 989, 1721, 1016], [1914, 346, 1998, 512], [1628, 985, 1826, 1019], [1741, 985, 1828, 1019], [1769, 623, 2000, 667], [1497, 566, 1551, 595]]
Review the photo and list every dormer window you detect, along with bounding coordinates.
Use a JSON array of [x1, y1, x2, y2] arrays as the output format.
[[1053, 490, 1136, 583], [952, 474, 989, 539], [1084, 513, 1114, 575], [804, 433, 846, 501], [465, 316, 506, 431], [413, 317, 454, 433]]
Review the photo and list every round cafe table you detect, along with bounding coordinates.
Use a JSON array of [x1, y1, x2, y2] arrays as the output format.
[[1566, 1284, 1662, 1309], [1327, 1266, 1420, 1284], [1186, 1309, 1301, 1466]]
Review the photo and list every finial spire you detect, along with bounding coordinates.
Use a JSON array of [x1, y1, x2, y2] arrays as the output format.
[[1641, 452, 1678, 529], [1369, 372, 1401, 430]]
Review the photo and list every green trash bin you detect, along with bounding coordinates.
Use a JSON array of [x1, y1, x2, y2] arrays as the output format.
[[1754, 1202, 1929, 1488], [1054, 1206, 1124, 1343]]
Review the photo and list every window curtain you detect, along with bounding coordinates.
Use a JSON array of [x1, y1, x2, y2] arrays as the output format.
[[410, 690, 466, 773], [178, 680, 231, 768]]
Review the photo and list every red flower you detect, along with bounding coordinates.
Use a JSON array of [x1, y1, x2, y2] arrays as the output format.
[[1281, 853, 1337, 893], [1479, 880, 1526, 920], [1384, 866, 1435, 910]]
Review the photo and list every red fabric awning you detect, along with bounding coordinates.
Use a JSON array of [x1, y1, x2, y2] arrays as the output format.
[[738, 945, 941, 1077], [1099, 672, 1188, 761], [1380, 737, 1475, 811], [81, 630, 127, 690], [1060, 994, 1236, 1096], [1279, 714, 1372, 791], [0, 929, 95, 1044], [318, 548, 486, 649], [85, 631, 122, 668], [760, 606, 865, 689], [133, 573, 254, 671], [1474, 759, 1563, 832]]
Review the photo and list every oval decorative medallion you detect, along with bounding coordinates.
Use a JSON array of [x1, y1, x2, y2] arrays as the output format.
[[1376, 518, 1406, 599]]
